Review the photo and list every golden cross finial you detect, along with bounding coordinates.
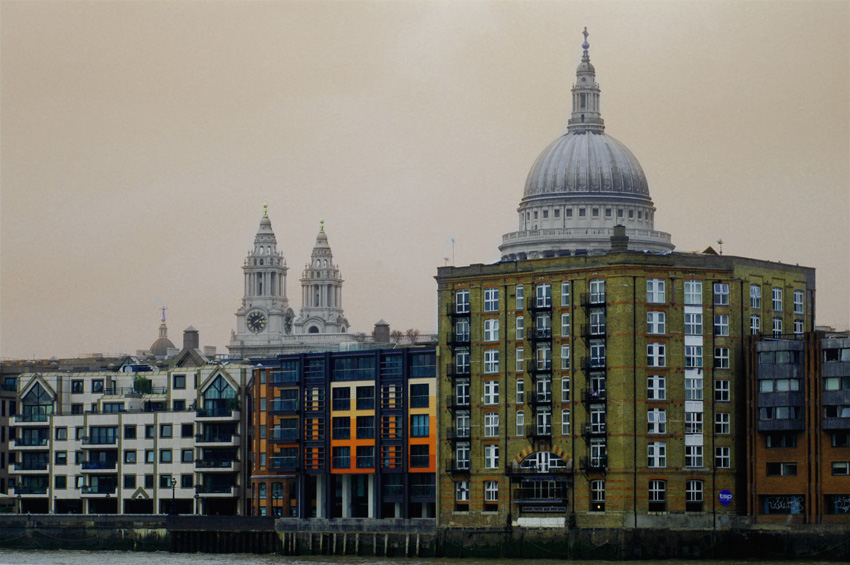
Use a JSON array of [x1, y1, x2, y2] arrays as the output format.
[[320, 219, 325, 233], [263, 203, 268, 217]]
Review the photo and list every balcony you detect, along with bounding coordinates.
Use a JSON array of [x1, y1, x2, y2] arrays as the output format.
[[581, 358, 607, 372], [82, 436, 117, 447], [269, 398, 299, 414], [529, 328, 552, 343], [447, 302, 470, 318], [579, 456, 608, 473], [506, 461, 572, 477], [195, 432, 241, 447], [195, 459, 239, 472], [446, 331, 471, 347], [445, 458, 470, 474], [582, 423, 607, 438], [80, 484, 117, 496], [581, 324, 606, 340], [81, 461, 118, 472], [512, 487, 567, 504], [13, 437, 49, 450], [12, 414, 51, 426], [446, 363, 470, 379], [13, 461, 48, 473], [446, 427, 471, 441], [528, 393, 552, 406], [270, 370, 300, 386], [527, 426, 552, 440], [270, 456, 299, 473], [582, 389, 607, 405], [445, 395, 470, 411], [196, 408, 240, 421], [269, 428, 299, 443], [822, 417, 850, 430], [195, 484, 239, 498], [15, 485, 48, 496], [580, 293, 606, 309], [527, 360, 552, 375]]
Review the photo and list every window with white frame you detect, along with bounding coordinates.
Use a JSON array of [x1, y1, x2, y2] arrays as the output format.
[[686, 480, 704, 512], [561, 281, 570, 306], [590, 310, 605, 334], [648, 342, 666, 367], [484, 480, 498, 502], [590, 480, 605, 512], [685, 376, 704, 400], [685, 445, 703, 468], [515, 285, 524, 310], [456, 411, 470, 435], [648, 408, 666, 434], [561, 376, 570, 402], [714, 347, 730, 369], [684, 280, 703, 305], [714, 314, 729, 336], [536, 376, 551, 401], [750, 284, 761, 309], [484, 445, 499, 469], [750, 314, 761, 335], [793, 290, 804, 314], [456, 380, 470, 405], [484, 319, 499, 341], [456, 349, 470, 373], [648, 441, 666, 467], [684, 312, 703, 335], [561, 409, 571, 435], [484, 350, 499, 374], [647, 278, 665, 303], [484, 380, 499, 404], [685, 411, 703, 434], [537, 407, 552, 435], [794, 320, 804, 335], [715, 446, 731, 468], [648, 480, 666, 512], [484, 287, 499, 312], [773, 317, 783, 338], [561, 313, 570, 337], [589, 407, 605, 433], [590, 342, 606, 367], [536, 313, 551, 337], [456, 318, 470, 342], [685, 345, 703, 369], [536, 283, 551, 308], [484, 412, 499, 437], [647, 375, 666, 400], [456, 289, 470, 314], [715, 412, 730, 434], [647, 311, 666, 334], [715, 379, 730, 402], [456, 480, 469, 502], [589, 279, 605, 304], [772, 287, 783, 311], [516, 347, 524, 372], [537, 345, 551, 370], [454, 443, 471, 470], [516, 378, 524, 404], [714, 283, 729, 306], [561, 345, 571, 370], [515, 316, 524, 340]]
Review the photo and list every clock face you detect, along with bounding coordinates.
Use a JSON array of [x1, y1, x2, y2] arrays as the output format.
[[247, 311, 267, 333]]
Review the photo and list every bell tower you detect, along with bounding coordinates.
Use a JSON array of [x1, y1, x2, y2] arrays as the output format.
[[295, 220, 349, 334]]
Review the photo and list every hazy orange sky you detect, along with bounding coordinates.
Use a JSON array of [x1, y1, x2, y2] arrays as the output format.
[[2, 1, 848, 359]]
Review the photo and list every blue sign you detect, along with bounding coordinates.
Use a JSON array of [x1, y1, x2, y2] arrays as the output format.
[[719, 489, 733, 506]]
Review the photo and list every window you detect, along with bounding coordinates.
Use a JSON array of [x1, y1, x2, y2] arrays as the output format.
[[793, 290, 804, 314], [561, 376, 570, 402], [773, 317, 783, 338], [92, 379, 104, 393], [173, 400, 185, 411], [71, 380, 83, 394], [145, 475, 154, 489], [409, 444, 429, 468], [590, 480, 605, 512], [55, 451, 66, 465], [160, 449, 172, 463], [684, 280, 702, 305], [589, 310, 605, 335], [515, 285, 524, 310], [647, 278, 665, 303], [766, 462, 797, 476], [750, 284, 762, 309], [456, 319, 470, 342], [160, 424, 172, 438], [715, 413, 730, 434], [124, 450, 136, 464], [715, 446, 731, 468], [332, 446, 351, 469], [181, 423, 193, 438], [561, 345, 571, 370], [647, 343, 666, 367], [794, 320, 804, 335], [714, 314, 729, 336], [647, 311, 666, 334], [356, 386, 375, 410], [181, 474, 193, 489], [648, 480, 666, 512], [751, 315, 761, 335], [772, 287, 783, 311], [456, 349, 470, 374], [686, 480, 703, 512], [685, 445, 703, 468], [685, 411, 703, 434], [181, 449, 193, 463], [590, 342, 605, 366], [648, 442, 666, 468], [647, 375, 666, 400], [55, 475, 66, 490], [456, 480, 470, 502], [684, 313, 703, 335], [56, 427, 67, 441], [71, 404, 83, 415], [536, 283, 551, 308], [173, 374, 186, 389], [715, 379, 730, 402], [516, 410, 524, 436], [685, 346, 703, 369], [516, 379, 524, 404], [516, 317, 524, 340], [484, 319, 499, 341], [333, 417, 351, 439], [484, 480, 499, 502], [484, 288, 499, 312], [484, 412, 499, 437], [484, 350, 499, 374], [831, 462, 850, 476], [647, 408, 666, 434], [561, 409, 570, 435], [411, 414, 430, 437], [589, 279, 605, 304], [145, 425, 155, 439], [559, 281, 571, 308], [766, 433, 797, 448], [484, 444, 499, 468], [484, 381, 499, 405], [410, 384, 429, 408], [332, 388, 350, 411], [561, 313, 570, 337], [455, 289, 470, 314], [123, 475, 136, 489], [714, 283, 729, 306], [714, 347, 730, 369], [685, 376, 703, 400]]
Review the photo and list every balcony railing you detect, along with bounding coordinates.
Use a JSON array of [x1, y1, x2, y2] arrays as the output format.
[[196, 459, 237, 469], [270, 456, 298, 471], [582, 423, 607, 437], [14, 461, 48, 471], [580, 293, 606, 308], [270, 428, 299, 442], [14, 437, 48, 447], [527, 426, 552, 439], [270, 399, 299, 413], [80, 485, 117, 495], [446, 363, 470, 378], [82, 437, 117, 446], [445, 458, 470, 473], [506, 461, 572, 476], [446, 427, 471, 441], [410, 484, 436, 498], [270, 371, 300, 386], [581, 324, 606, 339], [81, 461, 117, 470], [195, 484, 237, 494], [14, 414, 51, 423], [579, 456, 608, 472], [196, 408, 239, 418], [445, 396, 470, 410], [446, 332, 471, 347], [15, 485, 48, 495], [529, 328, 552, 342], [195, 433, 238, 443], [583, 389, 607, 405], [581, 358, 606, 371], [529, 393, 552, 406]]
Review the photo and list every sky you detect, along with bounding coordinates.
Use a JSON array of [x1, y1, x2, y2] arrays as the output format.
[[1, 0, 848, 360]]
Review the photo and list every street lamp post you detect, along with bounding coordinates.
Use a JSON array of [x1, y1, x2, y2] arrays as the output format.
[[194, 493, 199, 515], [170, 476, 176, 515]]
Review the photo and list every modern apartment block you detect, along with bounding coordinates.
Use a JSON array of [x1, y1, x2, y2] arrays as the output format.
[[9, 354, 250, 515], [436, 250, 814, 528], [747, 333, 850, 523], [250, 347, 437, 519]]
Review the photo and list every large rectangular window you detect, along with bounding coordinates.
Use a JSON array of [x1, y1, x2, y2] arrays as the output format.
[[484, 319, 499, 341], [484, 381, 499, 405], [410, 414, 429, 437], [484, 288, 499, 312], [686, 480, 703, 512], [409, 384, 429, 408], [715, 446, 731, 468], [685, 445, 703, 468], [648, 480, 666, 512], [647, 375, 666, 400], [484, 350, 499, 374], [484, 412, 499, 437], [750, 284, 761, 309], [714, 283, 729, 306], [515, 285, 524, 310], [536, 283, 551, 308], [561, 281, 570, 306], [714, 314, 729, 336], [455, 289, 470, 314], [793, 290, 804, 314], [684, 313, 703, 335], [589, 279, 605, 304], [647, 311, 666, 334], [772, 287, 783, 312], [647, 408, 666, 434], [684, 280, 703, 305], [647, 278, 665, 303], [648, 442, 666, 468], [331, 387, 350, 411], [647, 343, 666, 367]]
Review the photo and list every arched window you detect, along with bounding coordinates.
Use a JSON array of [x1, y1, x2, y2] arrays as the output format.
[[22, 383, 53, 421], [202, 376, 237, 417]]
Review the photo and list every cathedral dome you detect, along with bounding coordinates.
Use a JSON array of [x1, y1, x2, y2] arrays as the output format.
[[150, 336, 175, 358], [523, 131, 650, 200]]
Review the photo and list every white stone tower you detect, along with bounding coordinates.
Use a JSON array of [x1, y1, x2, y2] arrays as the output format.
[[295, 220, 349, 334]]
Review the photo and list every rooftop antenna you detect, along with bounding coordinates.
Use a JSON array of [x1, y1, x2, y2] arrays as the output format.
[[717, 239, 724, 255], [451, 237, 456, 266]]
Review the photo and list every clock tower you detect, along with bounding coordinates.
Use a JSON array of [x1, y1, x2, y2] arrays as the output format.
[[229, 205, 295, 356]]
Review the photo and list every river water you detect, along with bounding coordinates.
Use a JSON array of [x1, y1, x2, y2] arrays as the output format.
[[0, 552, 835, 565]]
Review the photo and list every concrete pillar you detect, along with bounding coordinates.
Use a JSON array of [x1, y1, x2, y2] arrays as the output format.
[[316, 476, 326, 518], [367, 474, 375, 518], [342, 475, 351, 518]]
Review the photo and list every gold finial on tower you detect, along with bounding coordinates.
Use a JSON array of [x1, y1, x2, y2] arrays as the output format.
[[320, 219, 325, 233], [263, 203, 268, 217]]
